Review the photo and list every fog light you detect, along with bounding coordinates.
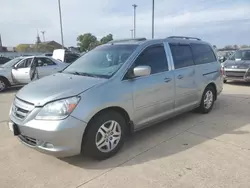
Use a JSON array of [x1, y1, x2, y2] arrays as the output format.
[[43, 142, 54, 149]]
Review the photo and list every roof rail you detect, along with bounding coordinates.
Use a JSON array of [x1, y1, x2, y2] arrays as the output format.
[[107, 38, 147, 44], [167, 36, 201, 41]]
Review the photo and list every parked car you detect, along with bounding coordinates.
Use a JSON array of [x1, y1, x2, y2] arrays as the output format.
[[8, 36, 223, 160], [0, 56, 68, 92], [0, 56, 11, 65], [222, 48, 250, 83], [52, 49, 80, 63]]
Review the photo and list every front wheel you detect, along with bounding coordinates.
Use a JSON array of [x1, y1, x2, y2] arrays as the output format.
[[198, 86, 215, 114], [82, 111, 126, 160]]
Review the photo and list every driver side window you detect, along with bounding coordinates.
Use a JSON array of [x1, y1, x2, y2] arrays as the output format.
[[229, 54, 235, 60], [16, 58, 32, 69], [36, 58, 56, 67], [133, 44, 169, 74]]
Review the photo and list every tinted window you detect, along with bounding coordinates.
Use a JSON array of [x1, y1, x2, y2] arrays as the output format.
[[191, 43, 216, 64], [17, 58, 33, 68], [232, 50, 250, 60], [64, 54, 80, 63], [35, 58, 56, 67], [134, 45, 168, 74], [170, 44, 194, 69]]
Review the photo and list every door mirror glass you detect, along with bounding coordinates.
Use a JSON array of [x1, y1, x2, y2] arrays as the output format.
[[133, 66, 151, 77]]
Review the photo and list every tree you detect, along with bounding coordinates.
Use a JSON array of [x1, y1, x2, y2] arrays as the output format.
[[240, 45, 249, 49], [100, 34, 113, 44], [224, 45, 233, 50], [77, 33, 98, 52], [16, 43, 57, 53], [16, 44, 32, 52], [233, 44, 239, 50]]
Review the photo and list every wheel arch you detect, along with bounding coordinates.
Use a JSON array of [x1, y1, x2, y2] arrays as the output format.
[[81, 106, 133, 148], [0, 76, 11, 87]]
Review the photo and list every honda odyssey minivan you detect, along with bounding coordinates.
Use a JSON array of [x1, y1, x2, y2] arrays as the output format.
[[8, 36, 223, 160]]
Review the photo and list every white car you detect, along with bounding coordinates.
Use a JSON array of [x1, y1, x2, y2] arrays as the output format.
[[0, 56, 68, 92]]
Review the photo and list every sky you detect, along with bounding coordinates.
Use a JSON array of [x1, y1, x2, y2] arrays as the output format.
[[0, 0, 250, 48]]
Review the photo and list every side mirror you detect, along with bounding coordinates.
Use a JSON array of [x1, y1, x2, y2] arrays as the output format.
[[13, 65, 18, 69], [133, 66, 151, 77]]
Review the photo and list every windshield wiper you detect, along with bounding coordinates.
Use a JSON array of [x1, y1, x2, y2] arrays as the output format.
[[64, 71, 109, 78]]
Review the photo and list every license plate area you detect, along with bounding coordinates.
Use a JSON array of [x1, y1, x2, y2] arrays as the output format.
[[8, 121, 21, 136]]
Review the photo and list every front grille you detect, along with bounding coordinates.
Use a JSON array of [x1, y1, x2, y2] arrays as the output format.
[[19, 135, 37, 146], [12, 98, 34, 120], [225, 71, 245, 77]]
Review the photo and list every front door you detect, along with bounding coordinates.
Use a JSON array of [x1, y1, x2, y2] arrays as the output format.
[[34, 57, 59, 78], [126, 44, 175, 128], [169, 43, 198, 113], [11, 58, 34, 84]]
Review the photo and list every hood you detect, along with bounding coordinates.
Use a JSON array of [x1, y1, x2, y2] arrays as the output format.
[[16, 73, 107, 106], [224, 60, 250, 68]]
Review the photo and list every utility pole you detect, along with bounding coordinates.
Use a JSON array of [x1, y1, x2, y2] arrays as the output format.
[[152, 0, 155, 39], [58, 0, 64, 49], [41, 31, 46, 42], [130, 29, 134, 38], [132, 4, 137, 38]]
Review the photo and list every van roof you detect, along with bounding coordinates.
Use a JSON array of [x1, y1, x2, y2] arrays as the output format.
[[106, 36, 210, 46]]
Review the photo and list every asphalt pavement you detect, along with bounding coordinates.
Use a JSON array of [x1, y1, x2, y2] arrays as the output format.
[[1, 83, 250, 188]]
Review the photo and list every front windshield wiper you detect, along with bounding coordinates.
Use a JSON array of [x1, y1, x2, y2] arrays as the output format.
[[65, 71, 109, 78]]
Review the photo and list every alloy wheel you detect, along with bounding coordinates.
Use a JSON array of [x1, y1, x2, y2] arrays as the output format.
[[204, 90, 213, 109], [95, 120, 122, 153], [0, 80, 6, 91]]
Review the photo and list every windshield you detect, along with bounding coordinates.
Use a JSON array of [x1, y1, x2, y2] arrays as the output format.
[[63, 44, 138, 78], [1, 57, 23, 68], [230, 50, 250, 60]]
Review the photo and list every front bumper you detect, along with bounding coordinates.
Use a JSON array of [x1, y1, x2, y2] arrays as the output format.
[[9, 98, 87, 158], [224, 68, 250, 82]]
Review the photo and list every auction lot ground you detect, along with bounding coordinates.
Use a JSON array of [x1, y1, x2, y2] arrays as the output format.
[[1, 83, 250, 188]]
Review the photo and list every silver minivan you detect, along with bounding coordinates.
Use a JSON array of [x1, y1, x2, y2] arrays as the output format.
[[8, 36, 223, 160]]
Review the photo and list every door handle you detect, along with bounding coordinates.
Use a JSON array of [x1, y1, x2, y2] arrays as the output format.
[[164, 77, 172, 83], [177, 75, 183, 79]]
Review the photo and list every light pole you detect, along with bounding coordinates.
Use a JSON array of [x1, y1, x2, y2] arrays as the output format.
[[132, 4, 137, 38], [152, 0, 155, 39], [130, 29, 134, 38], [58, 0, 64, 49], [41, 31, 46, 42]]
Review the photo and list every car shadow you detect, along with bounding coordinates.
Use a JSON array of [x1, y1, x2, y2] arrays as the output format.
[[225, 81, 250, 86], [60, 93, 250, 169], [0, 86, 23, 94]]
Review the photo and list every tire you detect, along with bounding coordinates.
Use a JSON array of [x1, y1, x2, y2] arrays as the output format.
[[198, 86, 215, 114], [223, 79, 227, 83], [82, 111, 127, 160], [0, 78, 7, 92]]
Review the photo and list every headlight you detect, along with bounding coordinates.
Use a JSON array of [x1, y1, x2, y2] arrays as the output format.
[[36, 96, 80, 120]]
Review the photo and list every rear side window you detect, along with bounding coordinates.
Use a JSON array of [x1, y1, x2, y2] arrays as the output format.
[[190, 43, 216, 64], [134, 44, 168, 74], [17, 58, 33, 68], [170, 44, 194, 69]]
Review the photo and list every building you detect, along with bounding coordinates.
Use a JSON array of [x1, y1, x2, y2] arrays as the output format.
[[0, 34, 16, 52], [0, 34, 7, 52]]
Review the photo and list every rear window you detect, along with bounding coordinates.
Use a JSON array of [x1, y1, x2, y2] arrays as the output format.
[[170, 44, 194, 69], [190, 43, 216, 65]]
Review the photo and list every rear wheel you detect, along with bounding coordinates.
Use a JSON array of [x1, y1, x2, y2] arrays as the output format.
[[0, 78, 7, 92], [198, 86, 215, 114], [82, 111, 126, 160]]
